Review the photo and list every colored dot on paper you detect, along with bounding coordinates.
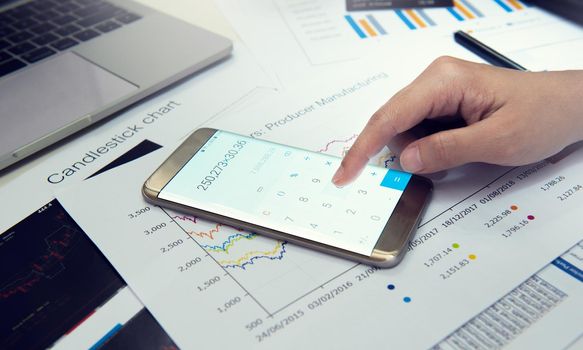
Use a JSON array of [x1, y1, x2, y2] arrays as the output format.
[[452, 243, 460, 249], [510, 205, 519, 211], [387, 284, 395, 290], [403, 297, 411, 303], [469, 254, 477, 260], [527, 215, 535, 220]]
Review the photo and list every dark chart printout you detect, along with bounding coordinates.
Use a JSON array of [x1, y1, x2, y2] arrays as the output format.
[[0, 199, 125, 350], [99, 308, 179, 350]]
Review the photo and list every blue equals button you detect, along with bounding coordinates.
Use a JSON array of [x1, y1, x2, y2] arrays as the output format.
[[380, 169, 412, 191]]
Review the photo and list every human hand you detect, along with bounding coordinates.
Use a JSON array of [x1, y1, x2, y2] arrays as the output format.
[[332, 56, 583, 186]]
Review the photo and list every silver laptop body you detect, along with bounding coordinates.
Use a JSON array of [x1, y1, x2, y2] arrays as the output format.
[[0, 0, 232, 171]]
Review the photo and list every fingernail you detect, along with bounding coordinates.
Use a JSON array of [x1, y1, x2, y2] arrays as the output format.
[[332, 166, 345, 186], [401, 146, 423, 173]]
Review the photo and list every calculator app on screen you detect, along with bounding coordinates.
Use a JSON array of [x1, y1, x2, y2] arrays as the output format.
[[159, 131, 412, 256]]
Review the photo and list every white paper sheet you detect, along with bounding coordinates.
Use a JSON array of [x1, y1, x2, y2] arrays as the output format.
[[58, 63, 583, 348]]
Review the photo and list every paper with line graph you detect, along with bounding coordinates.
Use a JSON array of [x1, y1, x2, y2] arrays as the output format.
[[171, 214, 289, 270], [58, 65, 583, 348]]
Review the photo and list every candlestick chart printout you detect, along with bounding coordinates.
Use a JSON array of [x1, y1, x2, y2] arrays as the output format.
[[0, 200, 124, 350], [0, 145, 184, 350]]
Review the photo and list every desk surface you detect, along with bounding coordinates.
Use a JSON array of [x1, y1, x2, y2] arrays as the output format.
[[3, 3, 583, 349], [0, 0, 236, 187]]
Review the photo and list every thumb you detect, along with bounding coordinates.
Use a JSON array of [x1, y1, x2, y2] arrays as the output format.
[[399, 120, 502, 173]]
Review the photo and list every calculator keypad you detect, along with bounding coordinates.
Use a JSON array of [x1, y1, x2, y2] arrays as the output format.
[[251, 147, 402, 255]]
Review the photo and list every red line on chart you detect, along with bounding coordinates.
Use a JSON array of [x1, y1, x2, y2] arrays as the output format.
[[172, 215, 198, 225], [188, 223, 223, 240], [173, 214, 247, 239], [318, 134, 358, 153]]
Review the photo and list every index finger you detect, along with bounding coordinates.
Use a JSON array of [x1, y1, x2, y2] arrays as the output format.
[[332, 57, 466, 186]]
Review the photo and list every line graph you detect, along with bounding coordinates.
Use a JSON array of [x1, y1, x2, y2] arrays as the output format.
[[188, 223, 223, 240], [219, 241, 288, 269], [166, 208, 354, 312], [317, 134, 358, 155], [317, 134, 398, 169], [171, 214, 197, 225], [202, 232, 257, 253], [172, 213, 288, 270], [173, 215, 244, 240]]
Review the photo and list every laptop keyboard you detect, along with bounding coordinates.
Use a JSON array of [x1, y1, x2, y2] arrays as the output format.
[[0, 0, 142, 78]]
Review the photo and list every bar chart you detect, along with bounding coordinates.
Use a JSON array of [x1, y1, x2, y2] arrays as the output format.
[[344, 14, 387, 38], [344, 0, 529, 38], [274, 0, 541, 64]]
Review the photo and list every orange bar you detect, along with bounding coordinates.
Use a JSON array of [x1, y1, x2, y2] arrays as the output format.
[[405, 9, 426, 28], [507, 0, 524, 10], [454, 1, 475, 19], [358, 19, 377, 36]]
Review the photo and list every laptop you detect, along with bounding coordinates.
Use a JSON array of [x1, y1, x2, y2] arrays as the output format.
[[0, 0, 232, 171]]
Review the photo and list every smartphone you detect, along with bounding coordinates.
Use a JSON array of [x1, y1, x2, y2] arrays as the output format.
[[143, 128, 432, 268]]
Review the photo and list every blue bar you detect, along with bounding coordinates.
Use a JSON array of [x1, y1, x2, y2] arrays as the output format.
[[447, 7, 465, 21], [417, 9, 436, 26], [381, 170, 412, 191], [344, 15, 366, 38], [493, 0, 513, 12], [395, 10, 416, 30], [366, 14, 387, 35], [460, 0, 484, 17], [90, 323, 123, 350], [552, 257, 583, 282]]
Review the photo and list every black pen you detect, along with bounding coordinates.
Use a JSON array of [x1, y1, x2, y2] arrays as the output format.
[[453, 30, 528, 71]]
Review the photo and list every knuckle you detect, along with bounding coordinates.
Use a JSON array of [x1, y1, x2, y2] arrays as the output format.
[[369, 108, 388, 125], [370, 106, 400, 136], [370, 101, 394, 124], [428, 56, 466, 80], [432, 55, 458, 66]]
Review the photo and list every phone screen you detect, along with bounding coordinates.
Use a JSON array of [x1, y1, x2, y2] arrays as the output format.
[[159, 130, 412, 256]]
